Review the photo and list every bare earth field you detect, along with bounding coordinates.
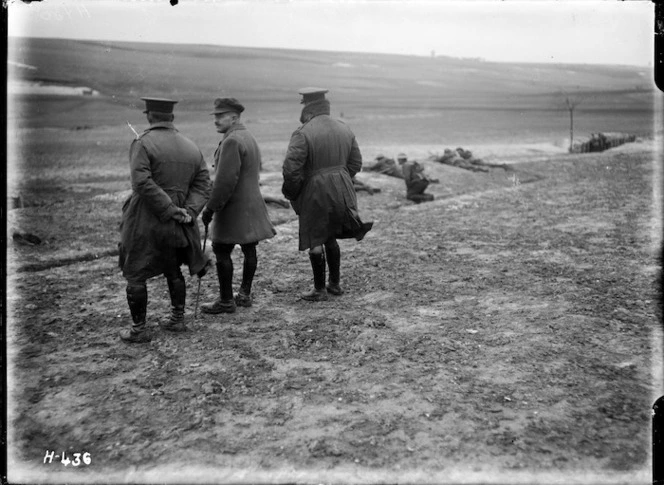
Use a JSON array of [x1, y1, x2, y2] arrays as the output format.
[[6, 123, 662, 483]]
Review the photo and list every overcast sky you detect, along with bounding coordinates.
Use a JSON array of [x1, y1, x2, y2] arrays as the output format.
[[7, 0, 654, 66]]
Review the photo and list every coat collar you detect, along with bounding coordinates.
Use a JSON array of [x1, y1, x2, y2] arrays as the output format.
[[300, 99, 331, 124], [146, 121, 177, 132], [223, 122, 246, 139]]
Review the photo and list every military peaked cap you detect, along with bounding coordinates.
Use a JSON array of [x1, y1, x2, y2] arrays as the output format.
[[210, 97, 245, 115], [141, 97, 178, 114], [298, 87, 328, 105]]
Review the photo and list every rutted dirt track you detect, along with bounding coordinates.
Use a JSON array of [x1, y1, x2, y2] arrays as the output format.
[[6, 143, 661, 484]]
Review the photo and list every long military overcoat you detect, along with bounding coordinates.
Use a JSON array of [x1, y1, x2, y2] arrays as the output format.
[[282, 101, 366, 250], [119, 122, 211, 282], [207, 123, 276, 245]]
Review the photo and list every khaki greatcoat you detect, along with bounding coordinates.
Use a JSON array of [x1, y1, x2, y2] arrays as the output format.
[[119, 122, 211, 283], [282, 101, 366, 250], [207, 123, 276, 245]]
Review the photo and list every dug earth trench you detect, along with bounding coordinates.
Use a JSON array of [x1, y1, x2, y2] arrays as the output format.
[[6, 142, 661, 484]]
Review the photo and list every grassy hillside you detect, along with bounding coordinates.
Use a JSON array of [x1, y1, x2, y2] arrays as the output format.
[[8, 37, 655, 113], [7, 37, 657, 158]]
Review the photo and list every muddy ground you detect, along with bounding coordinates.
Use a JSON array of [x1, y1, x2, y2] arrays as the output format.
[[5, 141, 662, 484]]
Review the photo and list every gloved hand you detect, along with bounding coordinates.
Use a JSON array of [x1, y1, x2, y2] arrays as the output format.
[[201, 208, 214, 227]]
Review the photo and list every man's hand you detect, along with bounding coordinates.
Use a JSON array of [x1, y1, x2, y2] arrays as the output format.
[[201, 208, 214, 227], [172, 207, 193, 225]]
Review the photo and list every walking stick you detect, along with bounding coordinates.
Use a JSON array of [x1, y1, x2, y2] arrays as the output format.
[[194, 224, 209, 321], [126, 121, 139, 139]]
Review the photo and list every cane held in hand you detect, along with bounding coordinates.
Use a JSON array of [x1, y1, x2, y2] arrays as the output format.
[[194, 223, 209, 321], [126, 121, 139, 139]]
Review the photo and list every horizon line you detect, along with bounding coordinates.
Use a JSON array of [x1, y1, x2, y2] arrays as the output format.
[[7, 35, 654, 70]]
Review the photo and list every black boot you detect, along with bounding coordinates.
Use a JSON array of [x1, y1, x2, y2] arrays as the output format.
[[120, 285, 151, 343], [202, 262, 236, 314], [161, 276, 187, 332], [301, 252, 328, 301], [236, 244, 257, 307], [325, 243, 344, 296]]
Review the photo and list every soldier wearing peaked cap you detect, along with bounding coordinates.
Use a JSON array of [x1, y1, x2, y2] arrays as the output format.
[[200, 98, 276, 314], [141, 98, 178, 113], [118, 97, 212, 343], [282, 88, 373, 301], [298, 87, 329, 105]]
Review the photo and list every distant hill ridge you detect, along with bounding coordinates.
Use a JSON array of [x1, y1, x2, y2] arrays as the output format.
[[7, 37, 655, 112]]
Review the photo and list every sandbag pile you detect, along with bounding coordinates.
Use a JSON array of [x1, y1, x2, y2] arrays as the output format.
[[570, 132, 637, 154], [429, 147, 490, 172]]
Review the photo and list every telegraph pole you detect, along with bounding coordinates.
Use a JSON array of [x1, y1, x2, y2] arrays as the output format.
[[565, 97, 579, 152]]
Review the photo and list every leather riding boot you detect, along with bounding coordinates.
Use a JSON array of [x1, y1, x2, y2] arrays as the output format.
[[202, 262, 236, 314], [161, 276, 187, 332], [120, 285, 151, 343], [325, 244, 344, 296], [301, 252, 328, 301], [219, 260, 234, 302], [237, 244, 257, 307]]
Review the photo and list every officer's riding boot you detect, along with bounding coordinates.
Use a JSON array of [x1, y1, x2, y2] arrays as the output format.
[[120, 285, 151, 343], [236, 249, 256, 308], [161, 276, 187, 332], [301, 252, 328, 301], [325, 244, 344, 296], [202, 262, 237, 314]]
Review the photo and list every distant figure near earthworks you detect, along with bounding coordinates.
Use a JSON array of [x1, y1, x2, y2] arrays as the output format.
[[430, 147, 490, 173], [397, 153, 439, 204], [364, 154, 405, 179], [352, 176, 381, 195]]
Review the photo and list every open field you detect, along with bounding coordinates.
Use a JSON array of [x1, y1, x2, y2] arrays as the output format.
[[5, 38, 663, 484]]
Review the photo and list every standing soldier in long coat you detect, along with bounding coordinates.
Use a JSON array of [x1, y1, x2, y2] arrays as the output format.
[[201, 98, 276, 314], [282, 88, 373, 301], [119, 97, 211, 343]]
